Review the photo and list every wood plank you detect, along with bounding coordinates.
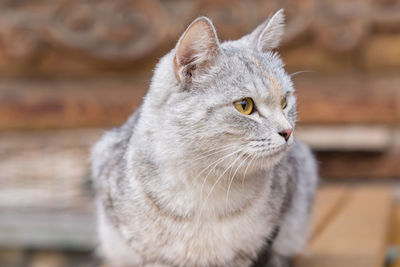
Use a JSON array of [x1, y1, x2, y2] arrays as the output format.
[[296, 187, 393, 267], [0, 249, 25, 267], [311, 127, 400, 179], [30, 251, 66, 267], [0, 130, 97, 250], [307, 186, 349, 242], [390, 204, 400, 244], [296, 125, 392, 152], [0, 211, 95, 250], [0, 79, 147, 130], [0, 129, 101, 210], [317, 150, 400, 179], [363, 34, 400, 70], [294, 73, 400, 125], [389, 204, 400, 267], [0, 74, 398, 130]]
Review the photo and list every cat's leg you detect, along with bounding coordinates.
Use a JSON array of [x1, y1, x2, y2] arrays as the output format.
[[97, 204, 144, 267]]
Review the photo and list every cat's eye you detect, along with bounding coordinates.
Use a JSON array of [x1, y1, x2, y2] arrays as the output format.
[[281, 96, 287, 109], [234, 98, 254, 115]]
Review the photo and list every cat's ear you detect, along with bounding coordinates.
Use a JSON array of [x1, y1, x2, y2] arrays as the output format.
[[246, 9, 285, 52], [174, 17, 220, 82]]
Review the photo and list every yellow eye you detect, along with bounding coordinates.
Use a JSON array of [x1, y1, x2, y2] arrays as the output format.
[[234, 98, 254, 115], [281, 96, 287, 109]]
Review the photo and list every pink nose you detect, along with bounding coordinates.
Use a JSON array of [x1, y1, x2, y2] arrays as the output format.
[[278, 128, 293, 142]]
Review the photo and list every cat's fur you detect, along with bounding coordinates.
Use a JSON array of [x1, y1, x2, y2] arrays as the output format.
[[91, 9, 318, 267]]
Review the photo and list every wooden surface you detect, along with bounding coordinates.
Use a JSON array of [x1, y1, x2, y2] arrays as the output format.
[[390, 204, 400, 267], [0, 129, 100, 210], [30, 252, 66, 267], [306, 186, 348, 243], [0, 210, 95, 250], [0, 249, 97, 267], [296, 186, 393, 267], [296, 125, 393, 152]]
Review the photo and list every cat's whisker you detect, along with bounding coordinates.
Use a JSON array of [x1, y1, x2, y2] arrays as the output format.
[[225, 152, 251, 207], [190, 148, 245, 191], [180, 143, 240, 168], [198, 148, 245, 219], [193, 147, 245, 225], [225, 156, 245, 209], [289, 70, 314, 77], [242, 153, 256, 189], [227, 150, 245, 177], [181, 147, 234, 169], [181, 141, 237, 160], [197, 148, 244, 190]]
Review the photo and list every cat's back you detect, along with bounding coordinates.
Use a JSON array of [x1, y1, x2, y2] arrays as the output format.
[[91, 108, 141, 186]]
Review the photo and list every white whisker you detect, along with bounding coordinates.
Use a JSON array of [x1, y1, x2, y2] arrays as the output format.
[[242, 154, 256, 189], [191, 148, 244, 189], [180, 143, 239, 168], [225, 153, 251, 206], [198, 148, 244, 219], [289, 70, 314, 77]]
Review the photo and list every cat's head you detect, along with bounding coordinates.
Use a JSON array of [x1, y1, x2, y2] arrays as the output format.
[[142, 9, 296, 174]]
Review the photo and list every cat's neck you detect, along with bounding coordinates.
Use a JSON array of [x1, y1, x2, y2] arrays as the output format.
[[132, 147, 273, 220]]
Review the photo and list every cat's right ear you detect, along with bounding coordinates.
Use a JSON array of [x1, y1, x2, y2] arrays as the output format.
[[174, 17, 220, 82]]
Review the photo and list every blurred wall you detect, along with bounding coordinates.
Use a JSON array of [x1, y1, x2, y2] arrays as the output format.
[[0, 0, 399, 218]]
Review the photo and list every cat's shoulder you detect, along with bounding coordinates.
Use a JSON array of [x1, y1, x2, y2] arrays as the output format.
[[285, 138, 318, 184], [277, 139, 317, 179], [91, 107, 142, 178], [286, 139, 314, 162]]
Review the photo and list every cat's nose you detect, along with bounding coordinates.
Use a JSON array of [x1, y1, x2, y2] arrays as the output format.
[[278, 128, 293, 142]]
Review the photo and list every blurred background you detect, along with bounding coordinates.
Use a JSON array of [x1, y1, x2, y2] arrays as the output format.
[[0, 0, 399, 266]]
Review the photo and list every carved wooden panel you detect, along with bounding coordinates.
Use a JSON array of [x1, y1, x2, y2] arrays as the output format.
[[0, 0, 399, 75]]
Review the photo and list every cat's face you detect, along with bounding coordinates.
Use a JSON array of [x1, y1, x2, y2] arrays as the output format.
[[145, 10, 296, 174]]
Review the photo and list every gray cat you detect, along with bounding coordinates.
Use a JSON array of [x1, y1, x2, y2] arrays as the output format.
[[91, 9, 318, 267]]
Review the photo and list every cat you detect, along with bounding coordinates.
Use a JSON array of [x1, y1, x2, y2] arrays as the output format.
[[91, 9, 318, 267]]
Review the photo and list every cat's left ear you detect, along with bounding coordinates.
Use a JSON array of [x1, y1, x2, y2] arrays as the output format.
[[246, 9, 285, 52], [174, 17, 220, 82]]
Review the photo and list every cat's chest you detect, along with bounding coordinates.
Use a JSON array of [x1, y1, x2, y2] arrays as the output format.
[[174, 215, 275, 265], [128, 193, 279, 266]]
